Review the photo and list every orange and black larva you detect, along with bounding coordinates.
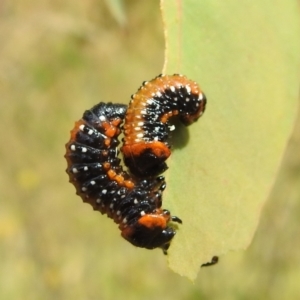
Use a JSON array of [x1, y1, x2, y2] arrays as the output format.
[[121, 74, 206, 177], [65, 102, 182, 253]]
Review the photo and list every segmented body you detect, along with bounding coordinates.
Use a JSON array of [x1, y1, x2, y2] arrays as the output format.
[[121, 74, 206, 177], [65, 102, 181, 253]]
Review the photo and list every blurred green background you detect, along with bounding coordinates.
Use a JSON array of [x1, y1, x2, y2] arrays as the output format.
[[1, 1, 300, 299]]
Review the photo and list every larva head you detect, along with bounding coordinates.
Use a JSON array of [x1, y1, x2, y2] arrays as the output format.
[[121, 210, 181, 254], [121, 142, 171, 177], [122, 224, 176, 253]]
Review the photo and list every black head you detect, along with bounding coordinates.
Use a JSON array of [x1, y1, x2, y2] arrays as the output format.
[[121, 224, 176, 253], [123, 148, 168, 177]]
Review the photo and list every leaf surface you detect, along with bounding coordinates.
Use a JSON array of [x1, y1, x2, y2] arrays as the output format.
[[161, 0, 300, 280]]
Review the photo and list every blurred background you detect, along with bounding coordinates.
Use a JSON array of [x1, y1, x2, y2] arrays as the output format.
[[1, 1, 300, 299]]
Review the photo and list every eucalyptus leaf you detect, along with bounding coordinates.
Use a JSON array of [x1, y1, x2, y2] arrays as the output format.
[[161, 0, 300, 280]]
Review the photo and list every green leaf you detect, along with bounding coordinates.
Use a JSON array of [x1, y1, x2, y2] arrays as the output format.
[[161, 0, 300, 280]]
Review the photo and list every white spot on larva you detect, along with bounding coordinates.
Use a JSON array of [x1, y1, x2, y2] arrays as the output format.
[[70, 145, 76, 151], [84, 166, 88, 171], [72, 168, 78, 173], [122, 218, 127, 224], [102, 189, 107, 194], [140, 211, 146, 216], [82, 187, 87, 192], [90, 181, 95, 185], [186, 85, 191, 93], [186, 97, 190, 102], [169, 125, 175, 131], [134, 199, 138, 204], [117, 210, 121, 215], [110, 203, 114, 209], [99, 115, 106, 121], [121, 194, 126, 199], [154, 127, 160, 132], [174, 97, 178, 101], [134, 127, 141, 131], [170, 86, 176, 92], [156, 91, 162, 97], [154, 136, 159, 141], [137, 121, 144, 126], [199, 93, 204, 100], [141, 110, 147, 115], [79, 124, 85, 131], [137, 133, 144, 138], [81, 147, 87, 153], [146, 99, 154, 105], [88, 129, 93, 135], [96, 198, 101, 203]]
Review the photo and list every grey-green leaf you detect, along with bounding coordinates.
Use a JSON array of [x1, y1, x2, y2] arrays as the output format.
[[161, 0, 300, 280]]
